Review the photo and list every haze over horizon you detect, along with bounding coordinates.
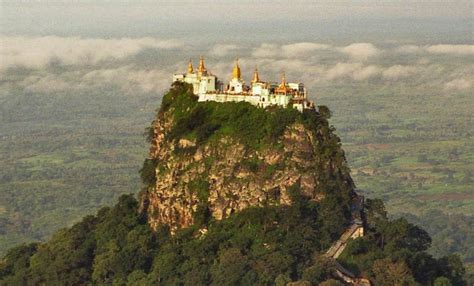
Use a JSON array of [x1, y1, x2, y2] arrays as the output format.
[[1, 0, 472, 42]]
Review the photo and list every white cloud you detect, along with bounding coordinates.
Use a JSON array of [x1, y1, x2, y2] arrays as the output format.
[[326, 63, 362, 80], [0, 36, 183, 70], [319, 62, 426, 82], [324, 62, 383, 81], [353, 65, 381, 80], [382, 65, 418, 79], [281, 42, 331, 57], [82, 66, 170, 93], [251, 42, 421, 63], [209, 44, 240, 57], [251, 44, 281, 58], [338, 43, 380, 60], [17, 66, 171, 94], [395, 44, 474, 55], [426, 45, 474, 55], [395, 45, 424, 54], [250, 43, 473, 61], [251, 42, 331, 58]]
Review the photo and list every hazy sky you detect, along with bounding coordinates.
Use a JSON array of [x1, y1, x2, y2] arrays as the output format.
[[1, 0, 472, 43]]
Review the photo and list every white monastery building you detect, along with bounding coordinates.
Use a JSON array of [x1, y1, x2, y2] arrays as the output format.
[[172, 56, 314, 112]]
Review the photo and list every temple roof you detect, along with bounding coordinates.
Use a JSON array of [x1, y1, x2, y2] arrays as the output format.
[[232, 58, 241, 79]]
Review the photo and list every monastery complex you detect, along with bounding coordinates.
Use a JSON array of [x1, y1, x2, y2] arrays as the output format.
[[173, 56, 314, 112]]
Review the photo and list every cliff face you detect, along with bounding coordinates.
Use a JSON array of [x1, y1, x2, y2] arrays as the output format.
[[141, 83, 354, 233]]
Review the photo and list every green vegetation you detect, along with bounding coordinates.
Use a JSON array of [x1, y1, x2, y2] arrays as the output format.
[[163, 82, 301, 150], [139, 158, 159, 186], [161, 82, 335, 153], [241, 158, 262, 173], [0, 190, 347, 285], [322, 84, 474, 218], [188, 178, 210, 201], [0, 88, 153, 256], [337, 198, 466, 285], [1, 194, 467, 285], [399, 210, 474, 265]]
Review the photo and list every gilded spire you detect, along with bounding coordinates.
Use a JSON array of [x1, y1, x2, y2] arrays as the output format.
[[251, 67, 260, 83], [280, 71, 286, 87], [276, 71, 288, 93], [232, 57, 241, 79], [198, 55, 206, 73], [187, 59, 193, 73]]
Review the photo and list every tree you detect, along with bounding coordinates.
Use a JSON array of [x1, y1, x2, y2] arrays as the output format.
[[318, 105, 332, 119], [92, 241, 121, 284], [301, 256, 333, 284], [372, 258, 417, 286], [407, 252, 439, 284], [378, 218, 431, 253], [210, 248, 249, 286], [364, 198, 388, 228], [126, 270, 149, 286], [437, 255, 466, 286], [318, 194, 350, 241], [0, 243, 38, 285], [434, 277, 452, 286], [319, 279, 344, 286], [274, 274, 291, 286]]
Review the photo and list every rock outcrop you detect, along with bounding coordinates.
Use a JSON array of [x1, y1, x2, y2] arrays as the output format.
[[141, 84, 355, 233]]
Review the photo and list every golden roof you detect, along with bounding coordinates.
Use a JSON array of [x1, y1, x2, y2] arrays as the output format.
[[280, 71, 286, 86], [188, 59, 193, 73], [251, 67, 260, 83], [276, 71, 288, 93], [198, 55, 206, 73], [232, 58, 241, 79]]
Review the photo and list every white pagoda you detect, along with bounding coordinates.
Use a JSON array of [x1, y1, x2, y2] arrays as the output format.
[[172, 56, 314, 112]]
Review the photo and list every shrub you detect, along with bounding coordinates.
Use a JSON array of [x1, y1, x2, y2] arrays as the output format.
[[189, 178, 210, 201], [241, 158, 262, 173], [139, 158, 159, 186]]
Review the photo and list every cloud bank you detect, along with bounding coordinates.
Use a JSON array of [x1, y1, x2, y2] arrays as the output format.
[[338, 43, 381, 60], [209, 44, 240, 57], [396, 44, 474, 55], [1, 37, 472, 97], [1, 36, 183, 70], [251, 42, 381, 60], [15, 66, 172, 94]]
